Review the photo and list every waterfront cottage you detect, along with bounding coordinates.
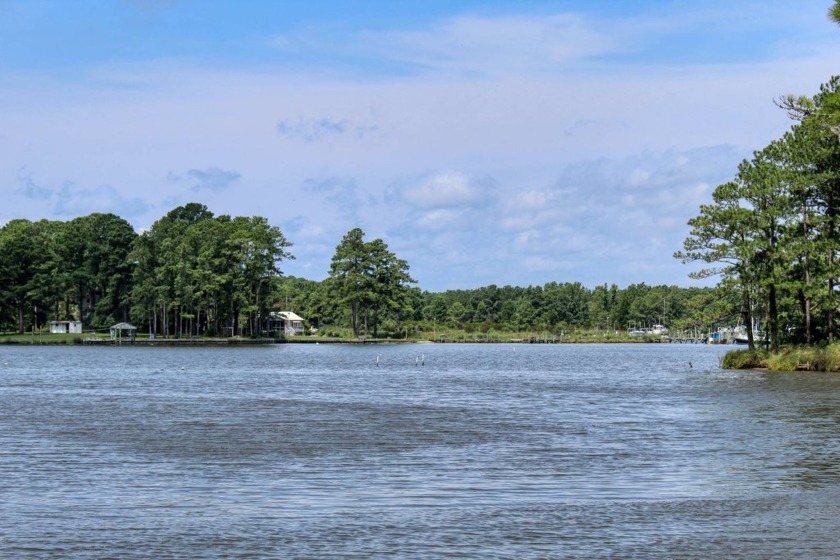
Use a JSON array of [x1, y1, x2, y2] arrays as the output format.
[[267, 311, 305, 336]]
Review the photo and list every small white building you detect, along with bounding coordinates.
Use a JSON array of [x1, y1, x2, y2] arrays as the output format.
[[50, 320, 83, 334], [268, 311, 305, 336]]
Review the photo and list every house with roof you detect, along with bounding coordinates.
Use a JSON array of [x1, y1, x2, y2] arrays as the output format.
[[267, 311, 305, 336]]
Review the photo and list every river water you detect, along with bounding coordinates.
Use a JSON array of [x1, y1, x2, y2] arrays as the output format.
[[2, 343, 840, 558]]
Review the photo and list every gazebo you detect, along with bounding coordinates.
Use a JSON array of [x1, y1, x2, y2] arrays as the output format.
[[110, 322, 137, 343]]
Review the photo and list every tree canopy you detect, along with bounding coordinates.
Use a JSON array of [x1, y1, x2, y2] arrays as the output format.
[[328, 227, 415, 338], [679, 77, 840, 349]]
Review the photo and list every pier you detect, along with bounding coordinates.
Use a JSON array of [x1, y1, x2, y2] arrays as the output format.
[[668, 329, 708, 344]]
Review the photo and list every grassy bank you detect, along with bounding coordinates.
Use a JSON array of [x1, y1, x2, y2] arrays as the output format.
[[723, 344, 840, 372], [1, 328, 668, 345], [0, 333, 105, 344]]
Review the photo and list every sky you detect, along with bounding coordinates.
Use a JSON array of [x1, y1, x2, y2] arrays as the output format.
[[1, 0, 838, 292]]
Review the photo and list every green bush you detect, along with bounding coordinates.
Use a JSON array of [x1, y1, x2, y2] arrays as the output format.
[[722, 349, 769, 369]]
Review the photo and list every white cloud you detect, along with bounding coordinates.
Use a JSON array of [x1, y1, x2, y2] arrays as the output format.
[[177, 167, 241, 192], [369, 13, 619, 78], [399, 171, 493, 208], [54, 184, 150, 218], [510, 190, 554, 211], [628, 169, 651, 187], [416, 208, 463, 230]]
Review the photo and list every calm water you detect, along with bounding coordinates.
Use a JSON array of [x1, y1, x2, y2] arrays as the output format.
[[2, 343, 840, 558]]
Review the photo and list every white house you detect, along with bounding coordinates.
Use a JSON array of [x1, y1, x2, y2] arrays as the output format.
[[268, 311, 305, 336], [50, 320, 83, 334]]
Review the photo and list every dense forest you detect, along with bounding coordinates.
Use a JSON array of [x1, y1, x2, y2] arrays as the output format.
[[0, 202, 726, 338], [0, 204, 293, 337]]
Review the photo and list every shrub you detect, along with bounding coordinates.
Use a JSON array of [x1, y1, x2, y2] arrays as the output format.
[[722, 349, 769, 369]]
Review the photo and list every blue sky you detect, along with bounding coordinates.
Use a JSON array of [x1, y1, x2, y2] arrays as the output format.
[[1, 1, 838, 291]]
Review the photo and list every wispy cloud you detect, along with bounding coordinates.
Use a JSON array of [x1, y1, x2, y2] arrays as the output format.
[[369, 13, 619, 77], [167, 167, 241, 193], [263, 4, 834, 81], [17, 170, 54, 199], [186, 167, 241, 192], [277, 116, 378, 143], [304, 176, 364, 221], [54, 184, 151, 218]]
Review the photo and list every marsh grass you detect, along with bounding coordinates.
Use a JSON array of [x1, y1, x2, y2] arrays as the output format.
[[725, 343, 840, 372], [722, 348, 770, 369]]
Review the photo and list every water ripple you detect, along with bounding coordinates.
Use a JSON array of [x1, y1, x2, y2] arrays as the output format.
[[2, 343, 840, 558]]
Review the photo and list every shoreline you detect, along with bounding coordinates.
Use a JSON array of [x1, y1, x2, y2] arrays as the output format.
[[0, 336, 680, 346]]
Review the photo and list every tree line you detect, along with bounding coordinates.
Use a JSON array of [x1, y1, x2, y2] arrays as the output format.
[[1, 201, 726, 337], [279, 274, 723, 338]]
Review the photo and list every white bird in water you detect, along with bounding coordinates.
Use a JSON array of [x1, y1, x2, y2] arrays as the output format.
[[376, 354, 381, 366]]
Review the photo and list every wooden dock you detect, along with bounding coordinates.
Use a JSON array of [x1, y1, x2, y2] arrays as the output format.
[[668, 329, 708, 344]]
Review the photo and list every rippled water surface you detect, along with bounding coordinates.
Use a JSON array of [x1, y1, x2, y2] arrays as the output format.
[[3, 343, 840, 558]]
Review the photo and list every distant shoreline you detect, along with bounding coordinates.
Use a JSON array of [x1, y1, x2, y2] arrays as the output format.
[[1, 336, 681, 346]]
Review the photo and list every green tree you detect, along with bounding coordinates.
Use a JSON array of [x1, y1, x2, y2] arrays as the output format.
[[365, 237, 415, 336], [329, 228, 370, 337], [738, 143, 794, 351], [227, 215, 293, 336], [779, 77, 840, 143], [130, 203, 215, 336], [328, 228, 414, 337], [56, 213, 137, 328], [676, 180, 759, 348], [448, 301, 467, 327], [785, 81, 840, 342], [0, 219, 65, 333], [129, 203, 291, 337]]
